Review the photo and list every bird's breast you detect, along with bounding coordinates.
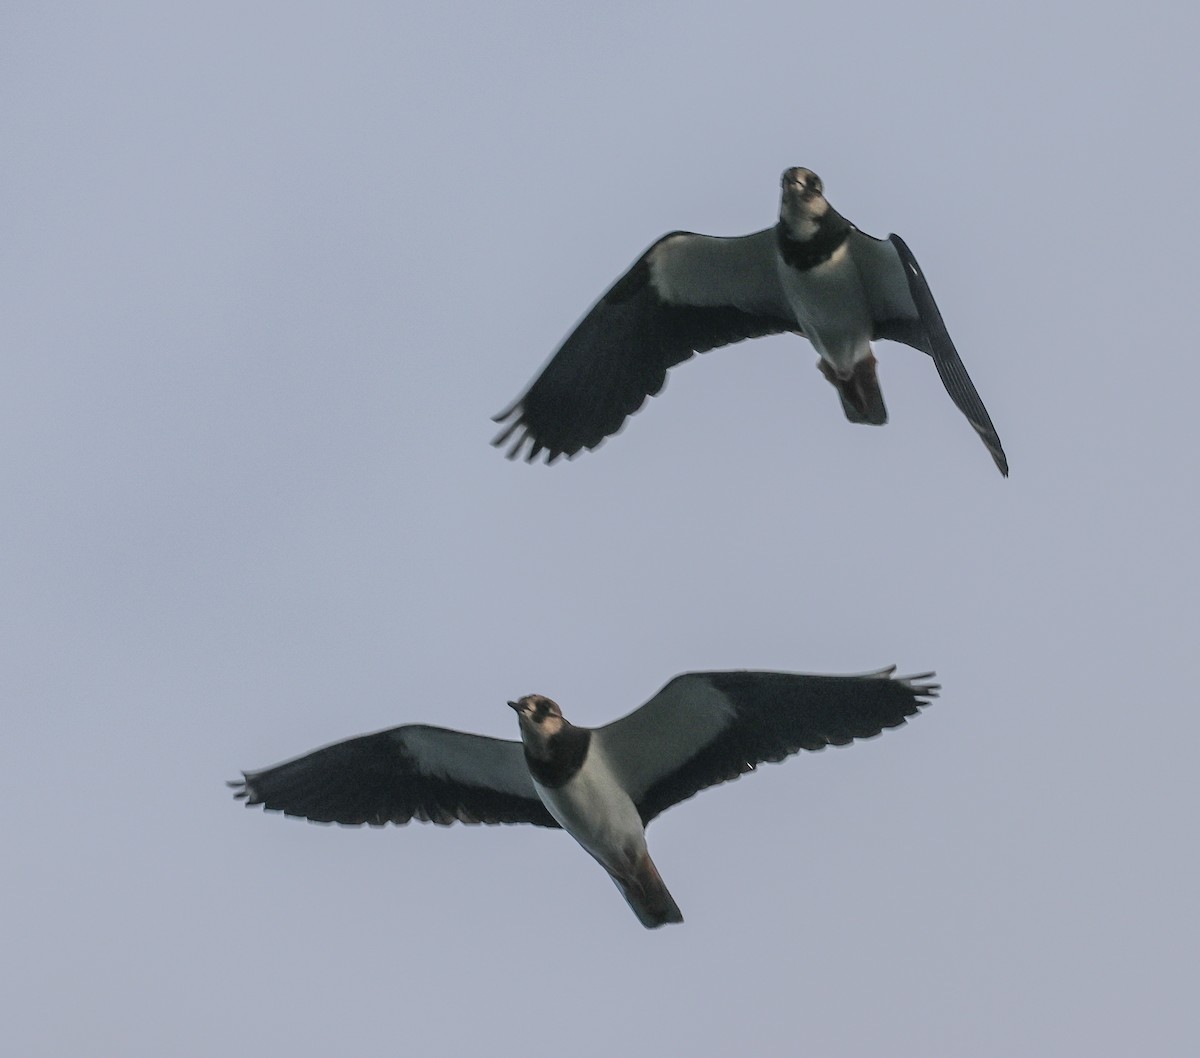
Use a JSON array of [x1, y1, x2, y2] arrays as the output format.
[[779, 243, 875, 373], [534, 755, 646, 874]]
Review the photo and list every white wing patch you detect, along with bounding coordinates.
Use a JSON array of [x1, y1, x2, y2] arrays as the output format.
[[399, 728, 532, 798], [596, 674, 737, 802], [846, 230, 919, 325], [648, 230, 789, 317]]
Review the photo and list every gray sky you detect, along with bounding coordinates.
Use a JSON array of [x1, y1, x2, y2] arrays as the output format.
[[3, 2, 1197, 1055]]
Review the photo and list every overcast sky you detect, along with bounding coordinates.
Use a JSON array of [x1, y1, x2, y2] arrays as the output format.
[[4, 2, 1197, 1055]]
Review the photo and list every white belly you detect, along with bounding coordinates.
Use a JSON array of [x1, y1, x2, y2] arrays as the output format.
[[780, 243, 875, 375], [534, 754, 647, 875]]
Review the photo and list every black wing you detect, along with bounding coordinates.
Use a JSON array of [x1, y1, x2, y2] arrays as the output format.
[[493, 229, 795, 463], [873, 233, 1008, 476], [230, 723, 559, 828], [595, 668, 939, 825]]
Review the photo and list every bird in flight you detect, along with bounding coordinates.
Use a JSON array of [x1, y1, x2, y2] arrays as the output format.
[[494, 167, 1007, 475], [231, 666, 938, 927]]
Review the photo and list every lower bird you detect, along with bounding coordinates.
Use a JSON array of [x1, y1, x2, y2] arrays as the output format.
[[231, 665, 938, 927], [493, 167, 1008, 475]]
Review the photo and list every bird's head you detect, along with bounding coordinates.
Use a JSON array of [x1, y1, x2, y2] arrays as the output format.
[[508, 694, 566, 743], [779, 166, 830, 238]]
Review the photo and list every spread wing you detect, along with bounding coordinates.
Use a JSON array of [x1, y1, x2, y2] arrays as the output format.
[[849, 229, 1008, 476], [230, 723, 559, 828], [594, 667, 939, 825], [493, 229, 796, 462]]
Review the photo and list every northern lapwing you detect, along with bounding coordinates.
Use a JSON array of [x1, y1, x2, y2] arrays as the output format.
[[493, 167, 1008, 475], [231, 666, 938, 927]]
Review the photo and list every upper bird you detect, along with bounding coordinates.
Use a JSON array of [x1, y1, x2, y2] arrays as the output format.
[[493, 167, 1008, 475], [231, 665, 938, 928]]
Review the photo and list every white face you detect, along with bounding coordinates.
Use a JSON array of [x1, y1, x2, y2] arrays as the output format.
[[779, 166, 829, 237], [511, 695, 566, 747]]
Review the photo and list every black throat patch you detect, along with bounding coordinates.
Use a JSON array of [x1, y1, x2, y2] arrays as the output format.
[[525, 726, 591, 789], [775, 215, 851, 272]]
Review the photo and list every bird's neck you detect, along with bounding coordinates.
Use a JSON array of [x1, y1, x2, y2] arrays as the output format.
[[523, 725, 591, 789], [775, 214, 851, 271]]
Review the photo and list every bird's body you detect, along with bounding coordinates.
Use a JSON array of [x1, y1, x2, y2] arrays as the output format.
[[775, 169, 871, 380], [231, 666, 938, 928], [514, 694, 683, 927], [533, 760, 645, 875], [780, 239, 873, 376], [494, 167, 1008, 475], [528, 733, 642, 873]]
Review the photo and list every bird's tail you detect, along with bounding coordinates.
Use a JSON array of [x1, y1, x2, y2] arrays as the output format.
[[609, 850, 684, 929], [818, 353, 888, 425]]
